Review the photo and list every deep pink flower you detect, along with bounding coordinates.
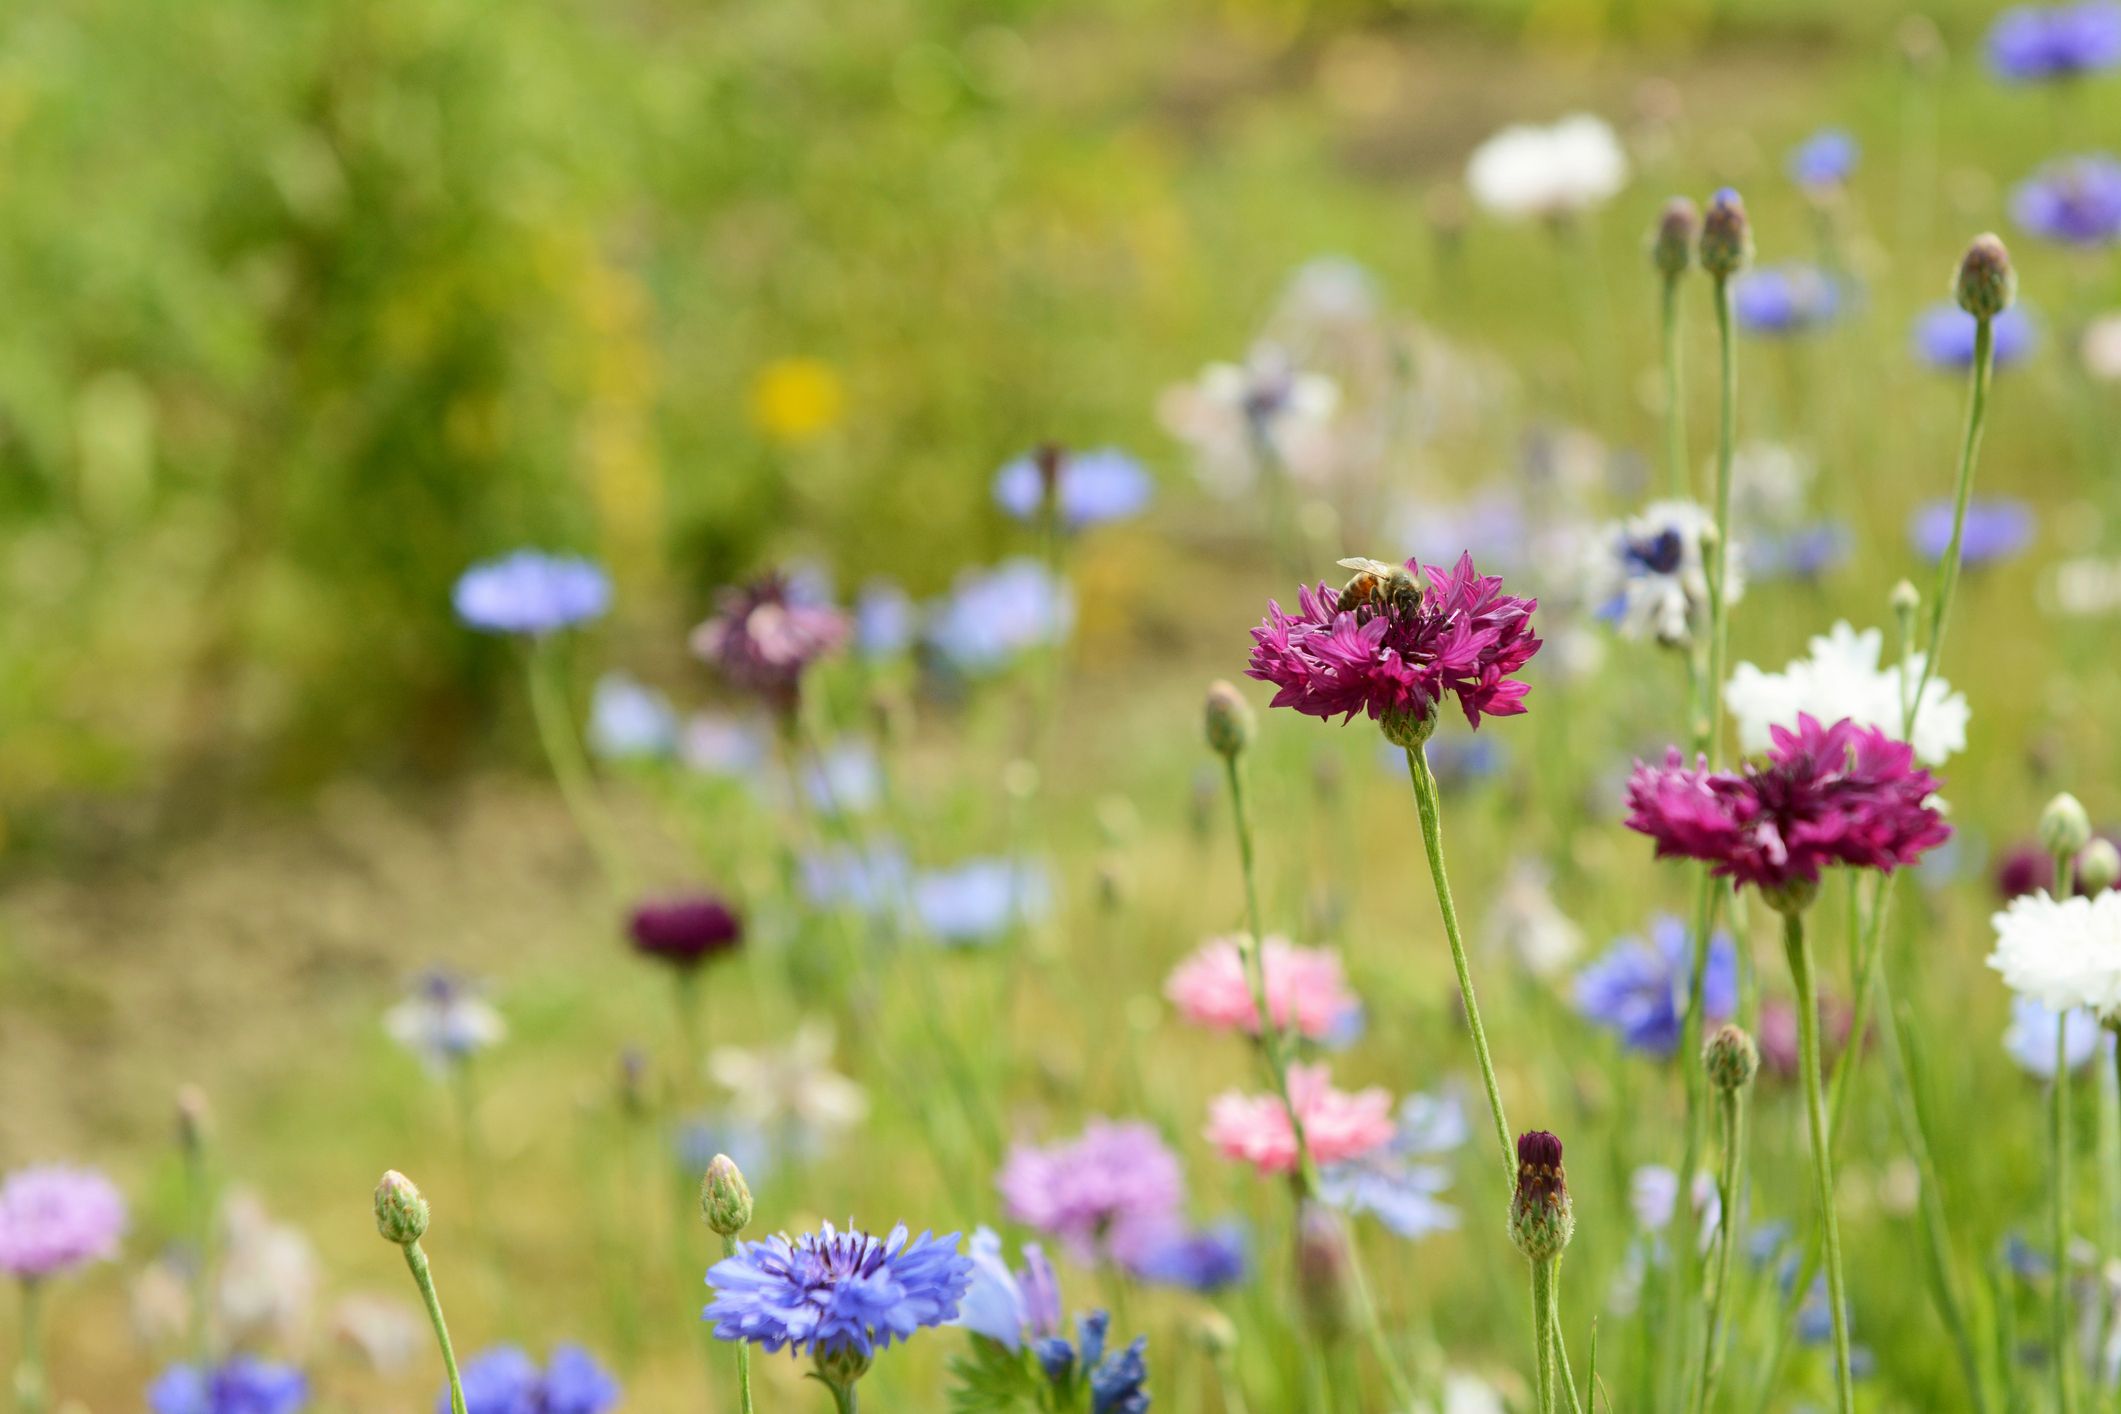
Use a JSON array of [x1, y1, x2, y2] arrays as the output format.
[[690, 573, 848, 713], [1206, 1063, 1394, 1175], [1246, 553, 1540, 739], [1165, 936, 1359, 1042], [1624, 713, 1951, 900], [995, 1121, 1184, 1265], [627, 892, 743, 967]]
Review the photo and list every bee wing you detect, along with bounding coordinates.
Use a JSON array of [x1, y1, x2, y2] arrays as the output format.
[[1336, 557, 1395, 574]]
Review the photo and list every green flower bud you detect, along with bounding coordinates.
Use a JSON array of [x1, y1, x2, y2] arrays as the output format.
[[2040, 792, 2093, 861], [812, 1342, 873, 1392], [1378, 704, 1437, 751], [1652, 197, 1698, 281], [2081, 838, 2121, 895], [373, 1170, 430, 1246], [1955, 234, 2016, 320], [1508, 1131, 1575, 1263], [1703, 1023, 1760, 1091], [1203, 680, 1255, 759], [1698, 189, 1753, 280], [1191, 1309, 1239, 1359], [1889, 579, 1920, 618], [699, 1154, 754, 1238]]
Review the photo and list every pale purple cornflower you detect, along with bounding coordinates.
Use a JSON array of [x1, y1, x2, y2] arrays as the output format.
[[955, 1228, 1064, 1351], [926, 559, 1074, 676], [691, 571, 849, 714], [800, 842, 911, 918], [1988, 2, 2121, 79], [1624, 714, 1951, 901], [1574, 915, 1739, 1057], [1912, 303, 2038, 370], [586, 673, 678, 760], [0, 1165, 126, 1277], [1788, 129, 1858, 192], [1247, 553, 1541, 741], [1910, 497, 2035, 564], [704, 1221, 973, 1360], [2004, 994, 2107, 1078], [1747, 521, 1852, 582], [1120, 1220, 1250, 1292], [1316, 1091, 1467, 1240], [994, 446, 1154, 529], [452, 551, 610, 636], [996, 1121, 1185, 1265], [679, 712, 774, 781], [912, 858, 1050, 944], [2013, 156, 2121, 246], [149, 1357, 308, 1414], [1731, 264, 1841, 336], [383, 970, 505, 1077]]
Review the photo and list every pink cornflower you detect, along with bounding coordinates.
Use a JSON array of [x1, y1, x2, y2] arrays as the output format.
[[690, 573, 849, 714], [0, 1165, 127, 1278], [1165, 936, 1359, 1043], [1206, 1063, 1395, 1175], [995, 1121, 1184, 1265], [1624, 714, 1950, 906], [1246, 553, 1540, 744]]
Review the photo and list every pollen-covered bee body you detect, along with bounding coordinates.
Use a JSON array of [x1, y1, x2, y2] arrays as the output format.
[[1334, 557, 1424, 619]]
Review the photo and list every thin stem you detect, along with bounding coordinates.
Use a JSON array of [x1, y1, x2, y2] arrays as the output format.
[[1552, 1260, 1585, 1414], [1405, 744, 1513, 1181], [526, 638, 628, 892], [1703, 272, 1738, 764], [1909, 316, 1994, 715], [827, 1380, 860, 1414], [1531, 1260, 1557, 1414], [403, 1240, 467, 1414], [13, 1280, 44, 1414], [723, 1235, 754, 1414], [2055, 1003, 2078, 1414], [1693, 1087, 1745, 1414], [1661, 274, 1688, 499], [671, 969, 703, 1100], [182, 1140, 213, 1366], [1783, 909, 1854, 1414]]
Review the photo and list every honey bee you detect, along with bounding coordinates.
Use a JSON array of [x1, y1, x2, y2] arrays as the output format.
[[1335, 557, 1424, 618]]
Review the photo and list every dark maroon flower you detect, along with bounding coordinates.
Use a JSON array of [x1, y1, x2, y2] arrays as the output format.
[[1245, 553, 1541, 742], [690, 573, 848, 714], [1624, 713, 1951, 904], [1995, 835, 2121, 899], [627, 893, 743, 967]]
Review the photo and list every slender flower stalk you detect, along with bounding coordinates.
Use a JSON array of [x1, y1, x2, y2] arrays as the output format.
[[1511, 1131, 1575, 1414], [13, 1281, 43, 1414], [701, 1157, 756, 1414], [2046, 798, 2089, 1414], [1652, 198, 1698, 499], [1782, 904, 1854, 1412], [374, 1172, 466, 1414], [1692, 1025, 1758, 1413], [527, 639, 628, 892]]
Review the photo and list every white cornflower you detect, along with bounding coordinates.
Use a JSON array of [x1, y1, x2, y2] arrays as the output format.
[[1724, 621, 1969, 766], [1585, 500, 1736, 648], [2082, 312, 2121, 382], [384, 970, 505, 1077], [708, 1020, 870, 1141], [1465, 114, 1629, 222], [1158, 342, 1342, 496], [1988, 892, 2121, 1017], [1486, 858, 1583, 978]]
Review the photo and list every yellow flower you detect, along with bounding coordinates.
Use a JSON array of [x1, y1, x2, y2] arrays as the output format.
[[749, 357, 844, 445]]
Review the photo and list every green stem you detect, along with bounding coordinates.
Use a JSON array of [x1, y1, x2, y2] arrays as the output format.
[[1783, 909, 1854, 1414], [13, 1281, 44, 1414], [826, 1380, 860, 1414], [672, 968, 703, 1099], [1909, 316, 1994, 717], [182, 1141, 214, 1366], [723, 1235, 754, 1414], [2055, 1002, 2078, 1414], [1531, 1260, 1557, 1414], [1404, 744, 1513, 1182], [403, 1241, 468, 1414], [1661, 274, 1688, 499], [526, 638, 627, 893], [1703, 273, 1738, 764], [1693, 1087, 1745, 1414], [1551, 1260, 1585, 1414]]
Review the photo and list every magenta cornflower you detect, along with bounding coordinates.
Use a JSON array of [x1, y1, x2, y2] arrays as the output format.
[[1246, 553, 1540, 743], [1206, 1063, 1395, 1176], [0, 1165, 127, 1278], [1624, 713, 1950, 903], [690, 572, 849, 715], [995, 1122, 1184, 1265]]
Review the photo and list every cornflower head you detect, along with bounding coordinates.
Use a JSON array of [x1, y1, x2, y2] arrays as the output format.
[[0, 1165, 127, 1278], [1731, 264, 1840, 337], [2013, 157, 2121, 247], [1913, 303, 2037, 370], [1164, 935, 1360, 1042], [1508, 1131, 1574, 1262], [1725, 620, 1969, 766], [443, 1345, 619, 1414], [2004, 994, 2106, 1078], [853, 580, 916, 659], [925, 559, 1074, 676], [1988, 1, 2121, 79], [1033, 1311, 1150, 1414], [1988, 890, 2121, 1016], [1910, 497, 2034, 566], [1574, 915, 1740, 1057], [1464, 114, 1629, 223], [707, 1022, 869, 1145], [1651, 197, 1698, 280], [1584, 500, 1734, 648], [1246, 552, 1540, 747], [1788, 129, 1858, 193], [996, 1121, 1184, 1264], [1206, 1063, 1395, 1175], [993, 445, 1154, 529], [384, 970, 505, 1078], [1624, 713, 1951, 911], [1698, 188, 1753, 279], [704, 1221, 973, 1385], [955, 1228, 1063, 1351], [1316, 1091, 1467, 1240], [148, 1357, 308, 1414], [911, 858, 1050, 945], [452, 551, 610, 636], [1119, 1220, 1250, 1292], [587, 673, 679, 760], [626, 891, 743, 969], [690, 572, 850, 715], [1159, 342, 1342, 496]]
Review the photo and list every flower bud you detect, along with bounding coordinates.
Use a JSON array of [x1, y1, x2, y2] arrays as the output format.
[[1652, 197, 1698, 281], [1190, 1309, 1238, 1359], [699, 1154, 754, 1237], [2081, 838, 2121, 895], [1889, 579, 1920, 617], [1955, 234, 2016, 321], [1203, 680, 1255, 759], [1698, 189, 1753, 280], [1509, 1131, 1575, 1263], [813, 1342, 873, 1391], [1378, 704, 1437, 750], [175, 1084, 210, 1157], [1703, 1023, 1760, 1091], [1295, 1202, 1350, 1337], [2041, 792, 2094, 861], [373, 1171, 429, 1246]]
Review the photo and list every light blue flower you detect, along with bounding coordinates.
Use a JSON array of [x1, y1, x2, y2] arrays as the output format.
[[1317, 1092, 1466, 1240], [453, 551, 610, 635], [1789, 128, 1858, 190], [2003, 994, 2106, 1078], [679, 713, 774, 781], [855, 580, 917, 658], [588, 673, 679, 760], [926, 559, 1074, 675], [913, 858, 1051, 943], [994, 447, 1154, 529], [1574, 916, 1739, 1057]]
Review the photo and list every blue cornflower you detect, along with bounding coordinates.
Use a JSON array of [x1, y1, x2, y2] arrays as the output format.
[[1033, 1312, 1150, 1414], [679, 712, 774, 781], [955, 1228, 1063, 1351], [2013, 155, 2121, 246], [1732, 264, 1841, 336], [926, 559, 1074, 676], [2004, 993, 2107, 1078], [1912, 303, 2038, 370], [1988, 2, 2121, 79], [1747, 520, 1851, 581], [1574, 915, 1739, 1057], [800, 843, 911, 917], [912, 858, 1051, 943], [588, 673, 678, 760], [1317, 1091, 1466, 1240], [149, 1358, 308, 1414], [1789, 129, 1858, 191], [800, 744, 883, 817], [453, 551, 610, 635], [854, 580, 916, 659], [445, 1346, 539, 1414], [994, 446, 1154, 529], [704, 1221, 973, 1361], [1122, 1220, 1250, 1292], [1909, 497, 2035, 565], [539, 1346, 621, 1414]]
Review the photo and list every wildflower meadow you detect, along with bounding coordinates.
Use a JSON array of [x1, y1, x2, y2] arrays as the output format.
[[12, 1, 2121, 1410]]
